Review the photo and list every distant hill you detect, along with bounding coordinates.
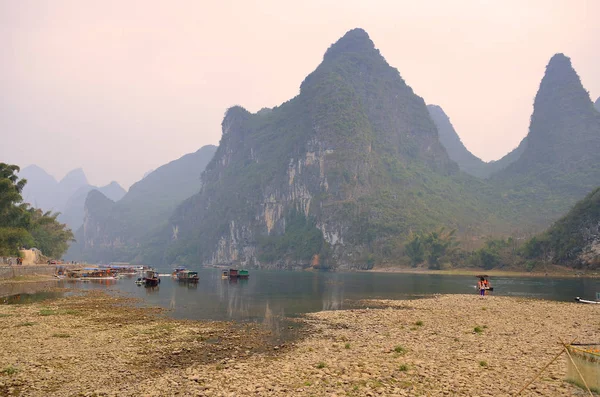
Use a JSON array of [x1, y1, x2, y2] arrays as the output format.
[[485, 138, 527, 177], [19, 165, 60, 210], [595, 96, 600, 112], [20, 166, 90, 215], [66, 145, 217, 262], [19, 165, 127, 231], [427, 105, 488, 178], [59, 181, 126, 231], [524, 186, 600, 269], [492, 54, 600, 226], [428, 105, 525, 178]]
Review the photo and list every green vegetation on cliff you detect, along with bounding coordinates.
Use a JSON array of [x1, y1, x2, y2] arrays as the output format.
[[522, 187, 600, 269], [492, 54, 600, 226], [165, 28, 513, 268], [0, 163, 73, 258]]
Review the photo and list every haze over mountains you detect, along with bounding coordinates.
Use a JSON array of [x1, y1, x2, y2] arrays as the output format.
[[19, 29, 600, 270], [19, 165, 126, 231], [427, 105, 527, 179], [66, 145, 217, 262], [160, 29, 510, 269], [491, 54, 600, 224]]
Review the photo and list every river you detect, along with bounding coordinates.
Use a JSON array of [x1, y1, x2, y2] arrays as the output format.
[[2, 269, 598, 323]]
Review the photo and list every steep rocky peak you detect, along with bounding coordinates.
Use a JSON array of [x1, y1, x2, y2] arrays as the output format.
[[323, 28, 376, 59], [532, 53, 591, 118]]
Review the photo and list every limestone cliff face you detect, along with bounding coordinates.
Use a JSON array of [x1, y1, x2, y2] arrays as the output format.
[[168, 29, 497, 269]]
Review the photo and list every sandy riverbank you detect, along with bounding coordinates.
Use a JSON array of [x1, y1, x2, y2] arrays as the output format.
[[0, 290, 597, 396]]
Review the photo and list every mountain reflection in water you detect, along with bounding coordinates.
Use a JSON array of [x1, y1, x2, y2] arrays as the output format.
[[3, 270, 598, 327]]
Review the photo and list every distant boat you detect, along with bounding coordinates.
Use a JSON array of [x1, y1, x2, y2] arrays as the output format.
[[575, 297, 599, 304], [176, 270, 199, 282], [227, 269, 249, 279], [143, 270, 160, 287], [221, 270, 229, 279], [171, 267, 187, 278]]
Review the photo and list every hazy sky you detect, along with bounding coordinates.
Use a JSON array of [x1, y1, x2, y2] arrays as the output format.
[[2, 1, 599, 189]]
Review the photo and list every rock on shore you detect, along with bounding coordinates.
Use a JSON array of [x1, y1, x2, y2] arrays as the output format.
[[0, 291, 597, 396]]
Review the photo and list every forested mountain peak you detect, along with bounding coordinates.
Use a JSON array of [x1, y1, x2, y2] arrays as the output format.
[[162, 28, 507, 269], [492, 53, 600, 225], [322, 28, 376, 59], [529, 54, 594, 141]]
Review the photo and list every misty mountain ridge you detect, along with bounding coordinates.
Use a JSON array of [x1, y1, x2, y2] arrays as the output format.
[[427, 105, 527, 179], [19, 164, 126, 231], [595, 96, 600, 112], [492, 53, 600, 224], [59, 35, 598, 270], [66, 145, 217, 262], [59, 181, 126, 231]]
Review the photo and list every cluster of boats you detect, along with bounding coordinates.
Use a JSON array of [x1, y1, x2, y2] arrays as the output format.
[[59, 265, 142, 280], [221, 269, 249, 279], [171, 267, 199, 282], [56, 263, 252, 288]]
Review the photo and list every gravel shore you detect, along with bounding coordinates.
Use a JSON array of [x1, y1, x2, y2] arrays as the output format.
[[0, 290, 597, 396]]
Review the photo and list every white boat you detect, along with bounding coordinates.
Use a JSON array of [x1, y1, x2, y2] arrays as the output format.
[[575, 297, 600, 304]]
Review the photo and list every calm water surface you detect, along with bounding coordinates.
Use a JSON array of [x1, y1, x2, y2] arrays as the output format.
[[72, 269, 599, 321], [2, 270, 599, 323]]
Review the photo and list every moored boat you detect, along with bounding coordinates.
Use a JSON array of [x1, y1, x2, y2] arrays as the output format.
[[221, 270, 229, 279], [143, 270, 160, 287], [575, 297, 600, 304], [238, 269, 249, 279], [176, 270, 199, 282]]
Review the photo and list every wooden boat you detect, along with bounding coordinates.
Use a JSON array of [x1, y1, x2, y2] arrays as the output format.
[[221, 270, 229, 279], [238, 269, 249, 279], [575, 297, 600, 304], [229, 269, 239, 278], [176, 270, 199, 282], [135, 277, 144, 285], [171, 267, 187, 278], [143, 270, 160, 287]]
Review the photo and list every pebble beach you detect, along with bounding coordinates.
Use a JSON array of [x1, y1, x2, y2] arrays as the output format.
[[0, 290, 598, 396]]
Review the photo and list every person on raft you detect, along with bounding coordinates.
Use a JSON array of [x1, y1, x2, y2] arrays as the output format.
[[478, 277, 486, 296]]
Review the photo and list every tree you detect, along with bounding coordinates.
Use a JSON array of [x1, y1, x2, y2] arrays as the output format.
[[404, 233, 424, 266], [0, 163, 74, 258], [422, 227, 459, 270]]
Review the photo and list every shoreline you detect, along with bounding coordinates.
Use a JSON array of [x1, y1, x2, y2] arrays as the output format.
[[0, 289, 597, 396], [0, 274, 57, 286], [365, 266, 600, 278]]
